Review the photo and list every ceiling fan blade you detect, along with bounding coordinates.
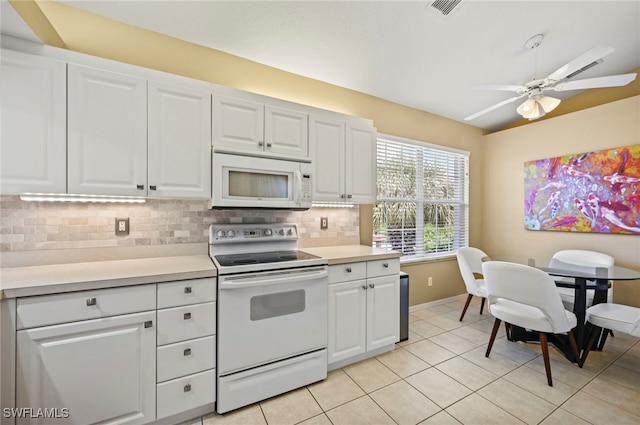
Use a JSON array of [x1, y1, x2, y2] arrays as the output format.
[[546, 46, 615, 82], [553, 73, 637, 92], [475, 84, 525, 93], [464, 94, 526, 121]]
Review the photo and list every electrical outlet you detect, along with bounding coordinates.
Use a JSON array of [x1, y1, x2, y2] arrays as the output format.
[[428, 276, 433, 286], [115, 218, 129, 236], [320, 217, 328, 230]]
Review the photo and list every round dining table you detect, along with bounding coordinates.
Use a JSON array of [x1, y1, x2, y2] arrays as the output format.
[[482, 255, 640, 364]]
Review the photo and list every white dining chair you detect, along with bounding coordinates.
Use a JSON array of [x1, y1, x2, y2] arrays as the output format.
[[455, 247, 488, 321], [581, 303, 640, 366], [549, 250, 614, 311], [483, 261, 580, 386]]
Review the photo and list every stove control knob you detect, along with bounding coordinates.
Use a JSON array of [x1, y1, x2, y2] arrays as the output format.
[[286, 229, 293, 236], [278, 229, 285, 236], [264, 229, 273, 236], [226, 230, 236, 238], [216, 230, 225, 238]]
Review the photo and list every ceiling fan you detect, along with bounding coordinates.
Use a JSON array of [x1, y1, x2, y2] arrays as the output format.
[[464, 34, 637, 122]]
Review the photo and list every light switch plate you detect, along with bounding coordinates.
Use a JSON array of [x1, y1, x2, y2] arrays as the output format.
[[115, 218, 129, 236], [320, 217, 328, 230]]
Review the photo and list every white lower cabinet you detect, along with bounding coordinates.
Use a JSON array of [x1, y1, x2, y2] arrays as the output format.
[[328, 259, 400, 367], [15, 287, 157, 425], [156, 278, 217, 420], [10, 277, 218, 425]]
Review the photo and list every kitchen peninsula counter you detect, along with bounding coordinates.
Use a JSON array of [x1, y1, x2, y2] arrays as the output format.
[[0, 255, 216, 299], [302, 245, 401, 265]]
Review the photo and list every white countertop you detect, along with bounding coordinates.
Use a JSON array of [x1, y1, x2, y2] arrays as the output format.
[[0, 246, 398, 299], [0, 255, 216, 299], [302, 245, 401, 265]]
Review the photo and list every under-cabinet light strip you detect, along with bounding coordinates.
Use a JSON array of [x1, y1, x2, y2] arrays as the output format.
[[20, 193, 146, 203], [311, 202, 355, 208]]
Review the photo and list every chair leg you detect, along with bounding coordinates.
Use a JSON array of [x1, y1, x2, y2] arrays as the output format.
[[567, 330, 580, 367], [479, 297, 486, 315], [580, 325, 602, 367], [485, 318, 501, 357], [459, 294, 473, 321], [539, 333, 553, 386]]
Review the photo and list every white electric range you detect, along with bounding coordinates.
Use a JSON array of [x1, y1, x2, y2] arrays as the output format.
[[209, 224, 328, 414]]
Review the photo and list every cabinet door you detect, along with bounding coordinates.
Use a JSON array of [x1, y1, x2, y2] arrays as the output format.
[[366, 275, 400, 351], [264, 105, 308, 159], [212, 95, 264, 153], [309, 115, 345, 202], [1, 50, 66, 194], [327, 280, 366, 364], [148, 80, 211, 199], [68, 64, 147, 196], [16, 311, 156, 425], [346, 122, 376, 204]]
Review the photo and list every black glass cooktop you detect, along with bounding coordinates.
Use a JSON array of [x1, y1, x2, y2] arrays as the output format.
[[214, 250, 320, 267]]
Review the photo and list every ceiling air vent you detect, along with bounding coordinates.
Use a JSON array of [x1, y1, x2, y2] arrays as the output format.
[[427, 0, 465, 18], [566, 59, 603, 79]]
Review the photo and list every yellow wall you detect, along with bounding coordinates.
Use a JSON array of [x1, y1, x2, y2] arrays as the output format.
[[483, 96, 640, 307]]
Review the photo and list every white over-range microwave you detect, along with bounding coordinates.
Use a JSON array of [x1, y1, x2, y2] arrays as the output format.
[[211, 152, 313, 210]]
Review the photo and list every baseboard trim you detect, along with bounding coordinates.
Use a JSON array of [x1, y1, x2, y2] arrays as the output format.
[[409, 294, 467, 312]]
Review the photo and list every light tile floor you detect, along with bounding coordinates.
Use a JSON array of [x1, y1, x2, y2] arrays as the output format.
[[187, 296, 640, 425]]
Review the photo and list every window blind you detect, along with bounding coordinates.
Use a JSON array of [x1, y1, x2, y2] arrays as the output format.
[[373, 135, 469, 261]]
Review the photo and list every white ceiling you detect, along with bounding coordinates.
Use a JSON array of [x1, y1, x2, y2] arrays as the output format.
[[2, 1, 639, 132]]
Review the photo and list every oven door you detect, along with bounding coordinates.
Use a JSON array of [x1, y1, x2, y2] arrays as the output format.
[[217, 266, 328, 375]]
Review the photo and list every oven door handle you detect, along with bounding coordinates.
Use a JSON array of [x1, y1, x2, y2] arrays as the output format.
[[219, 267, 328, 289]]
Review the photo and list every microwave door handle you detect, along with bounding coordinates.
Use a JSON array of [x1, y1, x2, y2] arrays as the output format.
[[295, 170, 302, 206]]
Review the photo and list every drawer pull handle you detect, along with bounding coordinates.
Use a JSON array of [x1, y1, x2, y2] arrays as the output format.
[[144, 321, 153, 328], [362, 285, 367, 290], [86, 298, 97, 306], [184, 312, 192, 320], [184, 286, 192, 294], [346, 267, 352, 273], [136, 184, 144, 190], [383, 263, 389, 268], [369, 284, 375, 289], [184, 384, 191, 392], [184, 348, 192, 356], [149, 185, 157, 191]]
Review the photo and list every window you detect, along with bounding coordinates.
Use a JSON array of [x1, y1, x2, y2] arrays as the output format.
[[373, 135, 469, 262]]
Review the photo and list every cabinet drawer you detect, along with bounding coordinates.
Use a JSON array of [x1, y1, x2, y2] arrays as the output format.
[[16, 285, 156, 330], [156, 369, 216, 420], [157, 302, 216, 345], [367, 258, 400, 278], [328, 262, 366, 284], [157, 278, 216, 308], [157, 335, 216, 383]]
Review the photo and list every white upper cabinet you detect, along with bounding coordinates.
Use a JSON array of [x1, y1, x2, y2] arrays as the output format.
[[68, 63, 212, 199], [264, 105, 308, 158], [212, 95, 264, 153], [0, 49, 66, 194], [346, 122, 377, 204], [212, 94, 309, 160], [309, 114, 376, 204], [67, 64, 148, 197], [309, 115, 346, 201], [148, 80, 212, 199]]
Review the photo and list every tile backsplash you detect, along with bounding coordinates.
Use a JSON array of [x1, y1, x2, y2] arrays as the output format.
[[0, 196, 360, 253]]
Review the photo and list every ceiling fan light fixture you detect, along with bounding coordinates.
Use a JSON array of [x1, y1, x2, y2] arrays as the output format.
[[538, 95, 561, 113], [516, 95, 560, 120]]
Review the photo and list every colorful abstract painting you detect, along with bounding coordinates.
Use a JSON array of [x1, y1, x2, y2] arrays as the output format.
[[524, 145, 640, 234]]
